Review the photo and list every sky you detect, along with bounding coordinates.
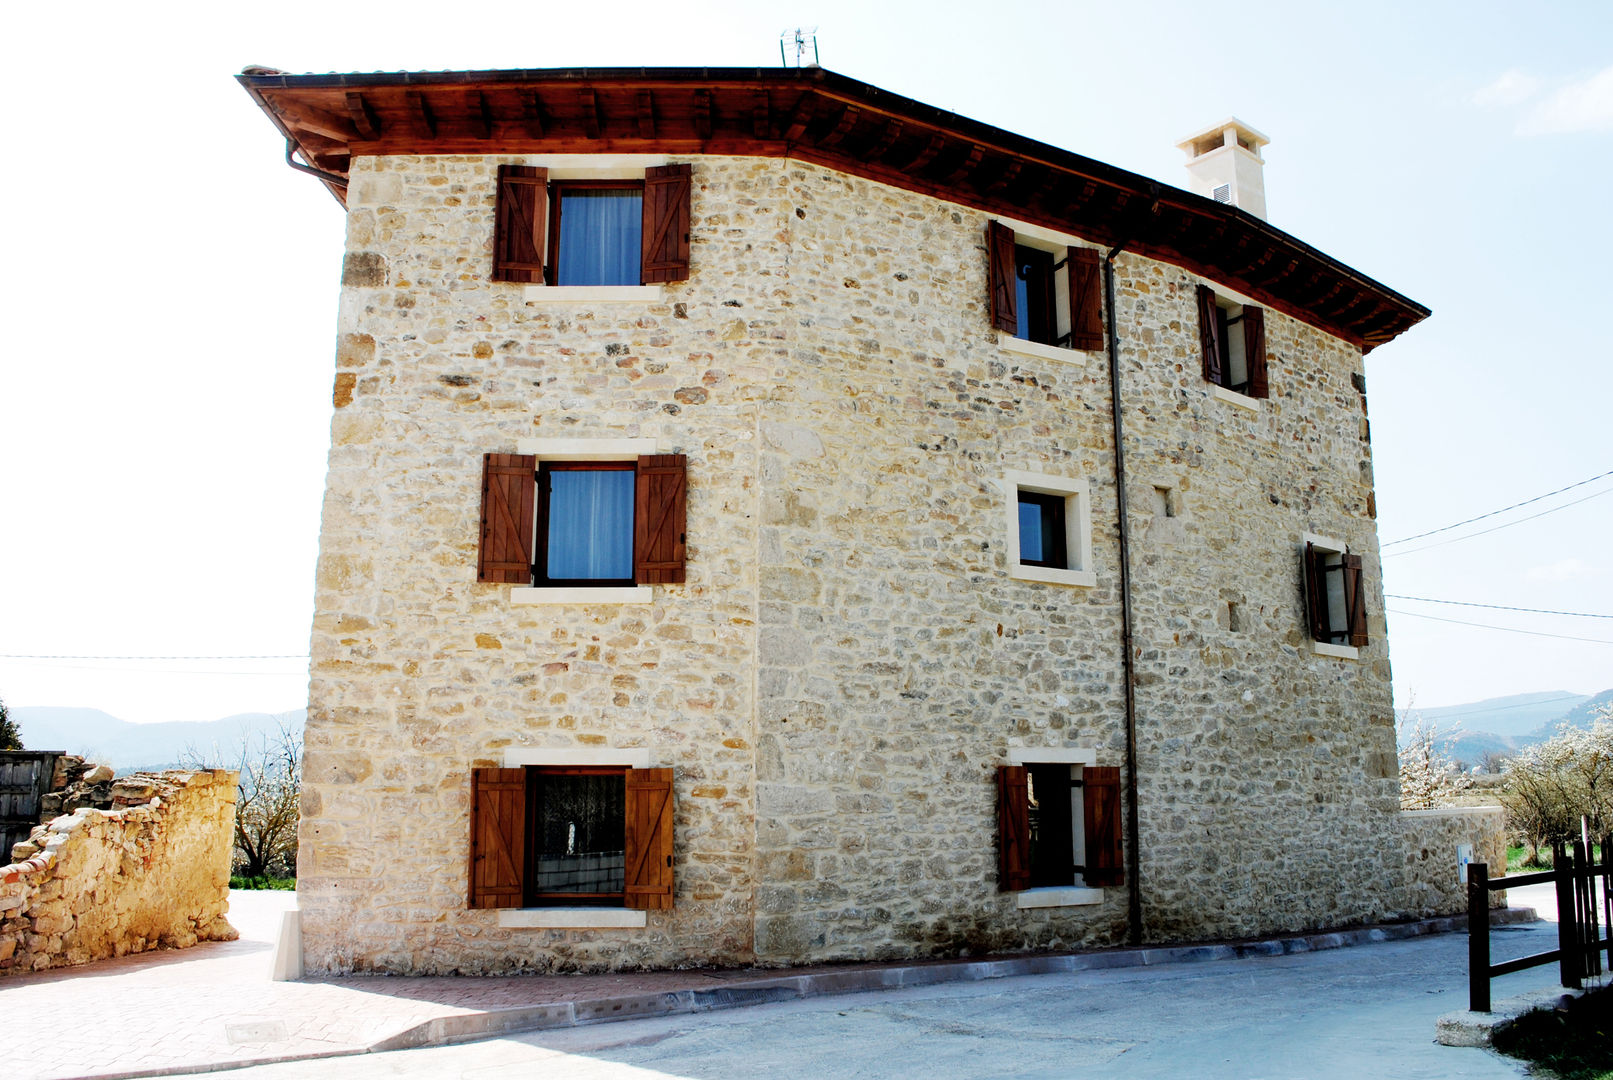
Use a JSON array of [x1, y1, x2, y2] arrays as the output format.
[[0, 0, 1609, 725]]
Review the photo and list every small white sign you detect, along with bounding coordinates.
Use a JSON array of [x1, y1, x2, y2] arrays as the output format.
[[1457, 843, 1475, 884]]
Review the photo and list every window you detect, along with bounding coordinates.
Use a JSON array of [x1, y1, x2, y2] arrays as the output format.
[[493, 163, 690, 286], [1195, 283, 1268, 399], [469, 764, 673, 914], [1005, 470, 1094, 587], [1302, 534, 1367, 654], [998, 759, 1121, 906], [477, 451, 687, 592], [987, 221, 1104, 355]]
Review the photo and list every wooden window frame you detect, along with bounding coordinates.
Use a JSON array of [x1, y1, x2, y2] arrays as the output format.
[[1303, 538, 1368, 651], [536, 461, 638, 588], [1198, 284, 1269, 400], [545, 180, 644, 287], [998, 761, 1123, 894]]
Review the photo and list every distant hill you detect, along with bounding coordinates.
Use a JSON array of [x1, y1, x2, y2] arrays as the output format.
[[10, 707, 307, 773], [1411, 689, 1612, 768]]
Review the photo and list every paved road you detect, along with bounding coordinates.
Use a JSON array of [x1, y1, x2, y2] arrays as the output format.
[[180, 921, 1571, 1080]]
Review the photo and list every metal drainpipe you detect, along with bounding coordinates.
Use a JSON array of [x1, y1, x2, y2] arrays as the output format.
[[284, 138, 350, 192], [1104, 240, 1144, 946]]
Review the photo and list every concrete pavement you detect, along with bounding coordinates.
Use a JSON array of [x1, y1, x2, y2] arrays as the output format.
[[0, 888, 1569, 1080]]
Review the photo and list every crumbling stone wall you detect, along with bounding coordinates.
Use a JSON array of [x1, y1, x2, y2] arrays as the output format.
[[1398, 807, 1507, 918], [0, 770, 239, 973]]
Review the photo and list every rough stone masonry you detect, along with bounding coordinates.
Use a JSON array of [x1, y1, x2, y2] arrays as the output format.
[[298, 151, 1482, 975]]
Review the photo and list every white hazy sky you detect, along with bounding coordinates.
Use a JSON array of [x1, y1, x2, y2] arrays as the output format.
[[1, 0, 1609, 725]]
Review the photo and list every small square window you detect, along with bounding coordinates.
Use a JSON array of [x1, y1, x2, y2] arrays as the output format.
[[1005, 470, 1094, 588], [1195, 284, 1268, 400], [530, 767, 627, 906], [549, 183, 643, 286], [1302, 534, 1367, 654]]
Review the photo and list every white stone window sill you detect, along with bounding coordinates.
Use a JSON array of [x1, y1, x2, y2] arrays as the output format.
[[1009, 564, 1097, 588], [521, 285, 665, 303], [511, 586, 654, 605], [999, 334, 1088, 366], [1210, 385, 1261, 412], [498, 908, 647, 929], [1313, 641, 1361, 660], [1016, 886, 1104, 909]]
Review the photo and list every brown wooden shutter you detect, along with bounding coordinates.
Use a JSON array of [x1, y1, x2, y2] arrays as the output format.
[[641, 164, 692, 284], [634, 454, 687, 584], [987, 221, 1018, 334], [1082, 766, 1124, 888], [1302, 542, 1328, 642], [1196, 284, 1222, 385], [997, 765, 1030, 892], [1067, 247, 1105, 351], [1342, 553, 1368, 647], [493, 165, 547, 284], [468, 767, 526, 909], [624, 767, 675, 910], [478, 453, 536, 584], [1244, 306, 1268, 399]]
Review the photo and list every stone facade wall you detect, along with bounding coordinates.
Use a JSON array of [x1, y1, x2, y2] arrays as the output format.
[[1399, 807, 1507, 918], [0, 770, 238, 973], [303, 152, 1403, 973]]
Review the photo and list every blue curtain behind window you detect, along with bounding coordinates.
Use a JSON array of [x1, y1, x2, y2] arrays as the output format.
[[1018, 502, 1044, 561], [548, 470, 634, 580], [1015, 274, 1031, 339], [557, 190, 642, 286]]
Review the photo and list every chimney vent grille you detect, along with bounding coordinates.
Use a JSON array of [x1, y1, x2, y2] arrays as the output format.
[[1213, 184, 1231, 204]]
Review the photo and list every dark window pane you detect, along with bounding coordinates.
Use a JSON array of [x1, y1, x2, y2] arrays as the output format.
[[534, 773, 625, 895], [1018, 491, 1067, 568], [547, 469, 634, 581], [557, 189, 642, 286], [1015, 272, 1031, 340]]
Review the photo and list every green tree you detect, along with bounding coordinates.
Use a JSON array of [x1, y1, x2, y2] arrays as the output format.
[[0, 695, 21, 750]]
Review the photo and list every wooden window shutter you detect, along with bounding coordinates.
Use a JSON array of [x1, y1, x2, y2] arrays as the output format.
[[478, 453, 536, 584], [1067, 247, 1105, 351], [1196, 284, 1223, 385], [996, 765, 1030, 892], [634, 454, 687, 584], [493, 165, 548, 284], [641, 164, 692, 284], [987, 221, 1018, 334], [1082, 766, 1124, 888], [1244, 306, 1269, 399], [468, 767, 527, 909], [1302, 542, 1328, 642], [624, 767, 675, 910], [1342, 553, 1368, 647]]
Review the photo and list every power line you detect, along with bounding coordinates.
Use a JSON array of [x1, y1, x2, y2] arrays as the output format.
[[1410, 693, 1589, 722], [1387, 608, 1613, 645], [1382, 486, 1613, 558], [1385, 595, 1613, 620], [0, 653, 309, 661], [1382, 467, 1613, 547]]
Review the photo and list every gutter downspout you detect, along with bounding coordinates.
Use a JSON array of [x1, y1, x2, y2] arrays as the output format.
[[1104, 238, 1144, 947], [283, 138, 350, 194]]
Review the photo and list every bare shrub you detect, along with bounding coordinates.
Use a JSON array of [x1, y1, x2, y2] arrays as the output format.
[[182, 715, 301, 878]]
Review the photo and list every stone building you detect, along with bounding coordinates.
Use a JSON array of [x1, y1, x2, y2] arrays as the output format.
[[241, 65, 1461, 976]]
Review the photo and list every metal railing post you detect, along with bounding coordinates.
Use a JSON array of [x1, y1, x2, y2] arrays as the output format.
[[1468, 861, 1490, 1013]]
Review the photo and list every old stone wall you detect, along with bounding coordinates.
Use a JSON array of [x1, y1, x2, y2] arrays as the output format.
[[304, 151, 1405, 973], [0, 770, 238, 973], [1399, 807, 1507, 918]]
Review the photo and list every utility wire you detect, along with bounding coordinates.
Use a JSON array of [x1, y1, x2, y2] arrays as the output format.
[[1384, 595, 1613, 620], [1387, 608, 1613, 645], [1382, 486, 1613, 558], [1382, 468, 1613, 547], [1409, 692, 1589, 722]]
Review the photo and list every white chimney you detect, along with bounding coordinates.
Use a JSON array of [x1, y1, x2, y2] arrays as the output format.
[[1175, 118, 1270, 220]]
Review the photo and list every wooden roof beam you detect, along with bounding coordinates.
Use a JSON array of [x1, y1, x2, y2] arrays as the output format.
[[472, 92, 492, 139], [782, 93, 814, 142], [753, 89, 770, 139], [819, 104, 861, 148], [345, 92, 380, 139], [866, 118, 904, 164], [637, 90, 656, 140], [694, 89, 712, 140], [903, 134, 946, 173], [985, 159, 1022, 197], [407, 91, 436, 137], [580, 88, 601, 139], [941, 144, 985, 186], [521, 91, 545, 138], [273, 101, 357, 144]]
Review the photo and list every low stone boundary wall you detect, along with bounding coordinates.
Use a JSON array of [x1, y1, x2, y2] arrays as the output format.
[[0, 769, 240, 973], [1400, 807, 1507, 918]]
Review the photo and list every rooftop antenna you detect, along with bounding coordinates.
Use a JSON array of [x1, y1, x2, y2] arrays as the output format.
[[780, 28, 820, 68]]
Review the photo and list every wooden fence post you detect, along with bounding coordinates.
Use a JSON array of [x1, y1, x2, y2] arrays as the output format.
[[1556, 842, 1582, 990], [1468, 861, 1490, 1013]]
